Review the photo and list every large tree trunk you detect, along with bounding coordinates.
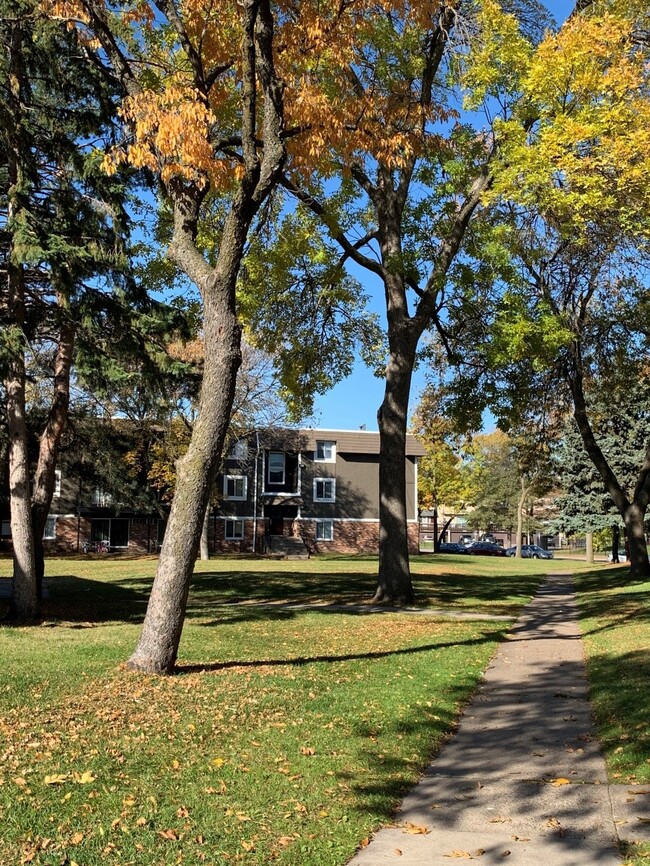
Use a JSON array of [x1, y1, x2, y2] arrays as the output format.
[[127, 280, 241, 674], [373, 315, 416, 605], [5, 351, 39, 620], [623, 502, 649, 577], [31, 319, 75, 596]]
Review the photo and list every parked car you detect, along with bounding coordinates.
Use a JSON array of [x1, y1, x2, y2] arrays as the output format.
[[505, 544, 554, 560], [439, 542, 470, 554], [466, 541, 507, 557], [608, 549, 628, 563], [458, 534, 474, 546]]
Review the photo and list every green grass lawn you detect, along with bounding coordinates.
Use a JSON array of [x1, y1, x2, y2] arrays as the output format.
[[0, 553, 556, 866], [574, 566, 650, 866]]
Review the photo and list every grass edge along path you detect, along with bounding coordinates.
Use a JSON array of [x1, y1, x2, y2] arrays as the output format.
[[574, 566, 650, 866], [0, 555, 545, 866]]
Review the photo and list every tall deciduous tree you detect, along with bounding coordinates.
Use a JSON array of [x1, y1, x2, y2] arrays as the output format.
[[54, 0, 374, 671], [483, 0, 650, 574], [278, 0, 549, 602]]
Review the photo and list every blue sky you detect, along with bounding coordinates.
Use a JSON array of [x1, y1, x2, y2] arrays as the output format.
[[308, 0, 574, 432]]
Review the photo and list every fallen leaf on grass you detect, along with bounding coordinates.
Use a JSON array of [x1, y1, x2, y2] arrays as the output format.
[[12, 777, 27, 787], [44, 774, 69, 786], [75, 771, 96, 784], [300, 747, 316, 756], [158, 829, 180, 841], [69, 832, 84, 845]]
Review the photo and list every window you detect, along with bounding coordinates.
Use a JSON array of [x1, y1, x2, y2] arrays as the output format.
[[43, 516, 57, 540], [92, 488, 113, 507], [316, 519, 334, 542], [315, 440, 335, 462], [313, 477, 336, 502], [228, 440, 248, 460], [54, 469, 61, 497], [225, 519, 245, 540], [1, 520, 10, 538], [90, 518, 129, 548], [267, 451, 285, 485], [224, 475, 247, 500]]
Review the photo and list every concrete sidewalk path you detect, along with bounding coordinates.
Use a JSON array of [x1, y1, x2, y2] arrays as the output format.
[[348, 573, 650, 866]]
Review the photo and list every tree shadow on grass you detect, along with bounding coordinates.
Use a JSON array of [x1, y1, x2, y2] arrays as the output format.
[[575, 566, 650, 636], [0, 574, 151, 625], [0, 563, 543, 627], [175, 628, 507, 674]]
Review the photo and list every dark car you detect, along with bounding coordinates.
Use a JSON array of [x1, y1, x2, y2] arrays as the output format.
[[505, 544, 554, 560], [439, 542, 470, 554], [466, 541, 506, 557]]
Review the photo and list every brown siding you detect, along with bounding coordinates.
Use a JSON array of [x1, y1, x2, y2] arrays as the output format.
[[299, 429, 426, 456]]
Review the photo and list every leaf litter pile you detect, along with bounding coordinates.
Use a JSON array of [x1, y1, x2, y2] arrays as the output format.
[[0, 612, 507, 866]]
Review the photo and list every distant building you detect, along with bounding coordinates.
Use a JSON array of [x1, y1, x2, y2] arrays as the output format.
[[1, 427, 426, 557], [214, 428, 425, 555]]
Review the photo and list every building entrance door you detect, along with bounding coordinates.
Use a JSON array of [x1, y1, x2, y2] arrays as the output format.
[[269, 514, 284, 536]]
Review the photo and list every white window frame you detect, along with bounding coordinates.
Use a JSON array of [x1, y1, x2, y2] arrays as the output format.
[[54, 469, 62, 497], [314, 440, 336, 463], [43, 515, 57, 540], [267, 451, 285, 485], [313, 477, 336, 502], [228, 440, 248, 460], [315, 519, 334, 542], [224, 475, 247, 500], [225, 518, 245, 540]]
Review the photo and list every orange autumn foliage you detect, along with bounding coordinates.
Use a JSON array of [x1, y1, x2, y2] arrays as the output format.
[[44, 0, 453, 187]]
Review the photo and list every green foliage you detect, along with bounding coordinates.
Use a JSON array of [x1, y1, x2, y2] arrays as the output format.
[[238, 207, 381, 420], [552, 377, 650, 536]]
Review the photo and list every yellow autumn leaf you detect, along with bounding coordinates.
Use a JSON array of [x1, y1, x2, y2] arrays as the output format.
[[549, 778, 570, 786], [70, 832, 84, 845], [44, 773, 69, 785], [212, 757, 225, 768], [76, 771, 96, 784]]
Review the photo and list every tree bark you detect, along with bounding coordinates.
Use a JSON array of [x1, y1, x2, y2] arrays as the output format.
[[623, 502, 649, 577], [5, 347, 39, 621], [585, 531, 594, 564], [199, 503, 210, 560], [127, 280, 241, 673], [373, 311, 417, 605], [31, 319, 75, 595]]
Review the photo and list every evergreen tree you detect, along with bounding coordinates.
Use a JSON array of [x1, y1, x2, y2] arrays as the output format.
[[0, 0, 180, 616]]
